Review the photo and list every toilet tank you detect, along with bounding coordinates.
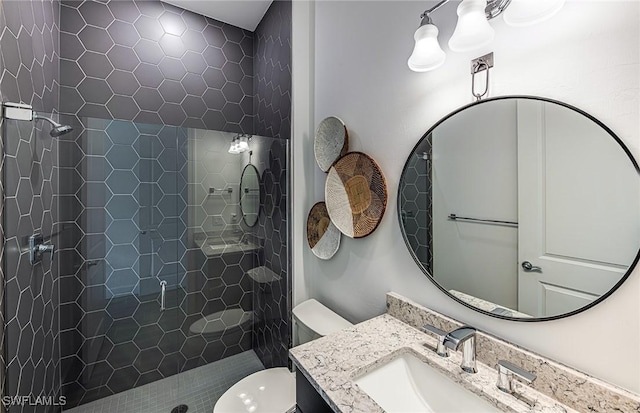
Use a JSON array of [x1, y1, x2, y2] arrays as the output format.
[[292, 299, 353, 345]]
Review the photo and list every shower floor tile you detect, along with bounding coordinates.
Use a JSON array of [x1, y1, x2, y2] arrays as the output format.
[[64, 350, 264, 413]]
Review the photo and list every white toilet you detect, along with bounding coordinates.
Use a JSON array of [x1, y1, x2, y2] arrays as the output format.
[[213, 299, 353, 413]]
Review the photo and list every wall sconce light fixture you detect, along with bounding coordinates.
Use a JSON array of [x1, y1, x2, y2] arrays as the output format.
[[228, 134, 252, 154], [502, 0, 566, 27], [408, 0, 566, 72], [408, 15, 446, 71], [448, 0, 495, 52]]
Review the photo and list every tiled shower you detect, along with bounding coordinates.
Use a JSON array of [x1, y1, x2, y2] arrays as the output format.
[[0, 0, 291, 411], [400, 136, 433, 274]]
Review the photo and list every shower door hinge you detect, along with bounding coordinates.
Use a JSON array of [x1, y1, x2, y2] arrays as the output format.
[[3, 102, 33, 121]]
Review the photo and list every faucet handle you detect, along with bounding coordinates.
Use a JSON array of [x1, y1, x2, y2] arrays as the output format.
[[443, 326, 476, 349], [422, 324, 449, 357], [497, 360, 536, 393]]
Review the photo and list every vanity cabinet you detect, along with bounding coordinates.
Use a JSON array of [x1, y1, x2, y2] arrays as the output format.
[[296, 372, 333, 413]]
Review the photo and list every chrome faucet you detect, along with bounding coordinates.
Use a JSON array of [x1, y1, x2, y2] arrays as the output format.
[[443, 326, 477, 373], [422, 324, 477, 373], [496, 360, 536, 393]]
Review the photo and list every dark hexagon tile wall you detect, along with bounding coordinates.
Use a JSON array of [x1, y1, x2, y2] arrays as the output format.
[[401, 137, 432, 274], [254, 138, 289, 369], [0, 1, 62, 412], [253, 0, 291, 141], [0, 128, 4, 413], [60, 0, 254, 134], [3, 120, 61, 413], [252, 0, 292, 369], [0, 0, 291, 409]]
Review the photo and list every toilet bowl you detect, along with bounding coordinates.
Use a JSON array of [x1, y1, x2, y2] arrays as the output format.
[[212, 367, 295, 413], [213, 299, 352, 413]]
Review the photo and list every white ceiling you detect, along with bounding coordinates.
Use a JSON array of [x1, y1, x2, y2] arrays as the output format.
[[162, 0, 273, 32]]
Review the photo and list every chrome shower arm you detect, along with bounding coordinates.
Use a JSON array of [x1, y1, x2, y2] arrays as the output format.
[[3, 102, 73, 137], [32, 112, 60, 126]]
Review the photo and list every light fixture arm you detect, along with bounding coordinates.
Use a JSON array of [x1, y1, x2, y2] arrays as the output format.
[[409, 0, 563, 73], [486, 0, 512, 19], [420, 0, 450, 23], [420, 0, 511, 24]]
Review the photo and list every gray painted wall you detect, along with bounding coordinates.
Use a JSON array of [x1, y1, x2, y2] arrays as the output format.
[[298, 0, 640, 393]]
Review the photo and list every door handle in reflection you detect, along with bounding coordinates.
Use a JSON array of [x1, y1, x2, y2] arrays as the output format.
[[521, 261, 542, 272], [160, 280, 167, 311]]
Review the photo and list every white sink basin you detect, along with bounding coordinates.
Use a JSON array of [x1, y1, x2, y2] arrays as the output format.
[[354, 351, 501, 413]]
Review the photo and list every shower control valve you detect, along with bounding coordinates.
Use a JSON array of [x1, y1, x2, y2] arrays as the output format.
[[29, 234, 55, 264]]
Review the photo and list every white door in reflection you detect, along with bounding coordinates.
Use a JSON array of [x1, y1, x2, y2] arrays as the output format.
[[517, 100, 640, 317]]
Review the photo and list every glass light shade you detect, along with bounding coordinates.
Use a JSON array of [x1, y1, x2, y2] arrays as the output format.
[[503, 0, 566, 27], [238, 136, 249, 151], [228, 139, 241, 154], [448, 0, 495, 52], [408, 23, 446, 72]]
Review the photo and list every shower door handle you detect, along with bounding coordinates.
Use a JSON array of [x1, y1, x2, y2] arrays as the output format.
[[160, 280, 167, 311]]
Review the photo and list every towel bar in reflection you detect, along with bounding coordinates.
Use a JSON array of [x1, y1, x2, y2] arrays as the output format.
[[448, 214, 518, 227], [209, 187, 233, 195]]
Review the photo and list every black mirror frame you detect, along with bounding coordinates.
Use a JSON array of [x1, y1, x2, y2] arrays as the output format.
[[240, 163, 260, 227], [397, 95, 640, 322]]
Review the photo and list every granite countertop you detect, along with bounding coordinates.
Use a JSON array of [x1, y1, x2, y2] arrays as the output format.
[[448, 290, 532, 318], [289, 314, 577, 413]]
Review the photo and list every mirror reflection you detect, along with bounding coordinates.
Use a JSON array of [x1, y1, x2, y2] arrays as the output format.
[[399, 97, 640, 320], [241, 164, 260, 227]]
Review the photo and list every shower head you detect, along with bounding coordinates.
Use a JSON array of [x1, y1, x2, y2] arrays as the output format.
[[32, 112, 73, 137], [50, 124, 73, 137]]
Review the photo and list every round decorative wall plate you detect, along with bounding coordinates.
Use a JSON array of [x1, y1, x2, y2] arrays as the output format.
[[325, 152, 387, 238], [314, 116, 349, 172], [307, 202, 341, 260]]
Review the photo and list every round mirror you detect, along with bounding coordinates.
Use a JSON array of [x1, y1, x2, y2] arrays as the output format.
[[240, 164, 260, 227], [398, 96, 640, 321]]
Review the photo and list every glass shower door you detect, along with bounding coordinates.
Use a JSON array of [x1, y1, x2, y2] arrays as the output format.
[[175, 130, 290, 411], [2, 112, 289, 411], [58, 118, 183, 408]]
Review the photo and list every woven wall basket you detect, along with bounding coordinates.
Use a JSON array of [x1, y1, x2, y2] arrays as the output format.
[[325, 152, 387, 238], [307, 202, 341, 259], [314, 116, 349, 172]]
